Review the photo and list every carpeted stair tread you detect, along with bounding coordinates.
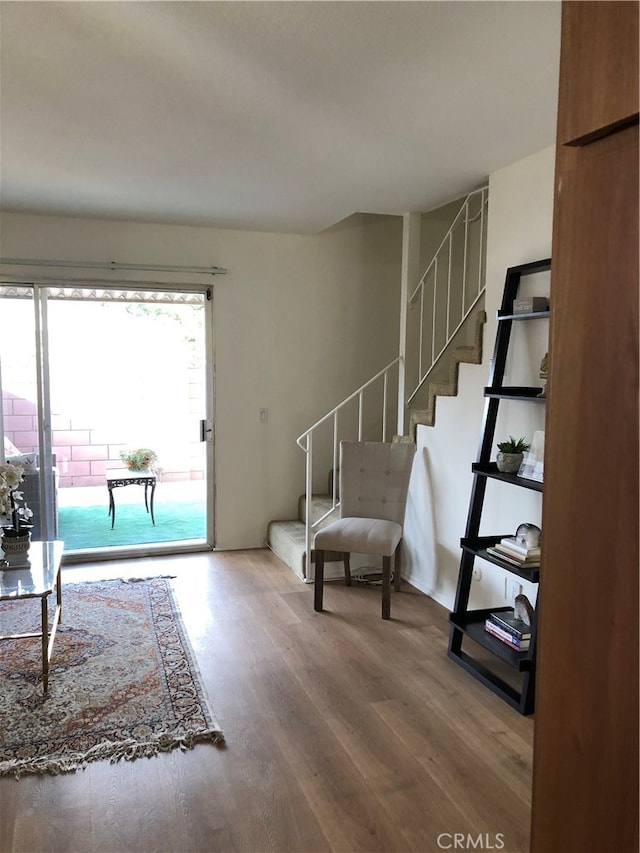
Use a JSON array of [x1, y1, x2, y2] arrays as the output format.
[[267, 492, 344, 582], [266, 519, 346, 582]]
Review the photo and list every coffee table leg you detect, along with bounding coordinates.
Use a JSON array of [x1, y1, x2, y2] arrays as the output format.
[[41, 596, 49, 693]]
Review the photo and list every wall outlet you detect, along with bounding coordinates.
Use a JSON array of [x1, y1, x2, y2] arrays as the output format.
[[507, 579, 523, 606], [472, 566, 482, 582], [259, 408, 269, 424]]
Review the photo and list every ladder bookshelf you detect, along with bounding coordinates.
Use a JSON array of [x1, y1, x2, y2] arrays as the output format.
[[447, 257, 551, 715]]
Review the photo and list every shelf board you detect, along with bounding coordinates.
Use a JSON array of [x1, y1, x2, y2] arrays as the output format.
[[497, 310, 550, 321], [472, 462, 544, 492], [449, 609, 532, 672], [484, 386, 545, 401], [461, 536, 541, 582]]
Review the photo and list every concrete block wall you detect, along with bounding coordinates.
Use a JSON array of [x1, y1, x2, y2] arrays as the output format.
[[3, 385, 205, 487]]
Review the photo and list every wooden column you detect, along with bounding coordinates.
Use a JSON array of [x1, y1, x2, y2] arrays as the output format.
[[530, 3, 639, 853]]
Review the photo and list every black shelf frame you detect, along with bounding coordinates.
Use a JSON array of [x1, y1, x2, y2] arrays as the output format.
[[498, 310, 550, 322], [472, 462, 544, 493], [447, 257, 550, 716], [484, 386, 545, 401], [461, 536, 540, 582], [449, 608, 532, 672]]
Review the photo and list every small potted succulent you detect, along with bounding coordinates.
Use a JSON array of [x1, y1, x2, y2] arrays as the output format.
[[119, 448, 159, 473], [496, 436, 530, 473]]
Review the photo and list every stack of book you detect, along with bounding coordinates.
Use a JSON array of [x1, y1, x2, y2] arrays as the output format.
[[485, 610, 531, 651], [485, 535, 541, 567]]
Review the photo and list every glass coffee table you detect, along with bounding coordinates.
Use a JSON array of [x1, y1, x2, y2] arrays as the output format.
[[0, 540, 65, 693]]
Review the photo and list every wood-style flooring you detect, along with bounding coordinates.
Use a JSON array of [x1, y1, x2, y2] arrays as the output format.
[[0, 549, 534, 853]]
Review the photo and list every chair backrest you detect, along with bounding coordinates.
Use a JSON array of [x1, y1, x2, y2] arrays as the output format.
[[339, 441, 416, 525]]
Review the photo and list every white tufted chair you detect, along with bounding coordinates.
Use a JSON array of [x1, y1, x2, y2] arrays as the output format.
[[313, 440, 416, 620]]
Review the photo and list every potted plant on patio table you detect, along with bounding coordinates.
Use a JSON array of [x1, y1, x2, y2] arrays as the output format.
[[119, 448, 159, 473]]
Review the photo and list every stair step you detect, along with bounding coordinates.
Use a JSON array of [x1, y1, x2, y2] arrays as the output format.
[[455, 344, 483, 365], [297, 493, 339, 526], [267, 520, 308, 581], [429, 379, 457, 397], [266, 519, 346, 583]]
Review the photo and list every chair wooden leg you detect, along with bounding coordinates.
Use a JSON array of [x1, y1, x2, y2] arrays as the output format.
[[382, 555, 391, 620], [314, 549, 325, 612], [343, 552, 351, 586], [394, 544, 402, 592]]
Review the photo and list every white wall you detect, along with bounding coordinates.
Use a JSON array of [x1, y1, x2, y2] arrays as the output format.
[[403, 145, 555, 610], [0, 211, 402, 548]]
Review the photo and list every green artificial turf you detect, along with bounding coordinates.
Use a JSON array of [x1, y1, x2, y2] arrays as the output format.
[[58, 499, 206, 550]]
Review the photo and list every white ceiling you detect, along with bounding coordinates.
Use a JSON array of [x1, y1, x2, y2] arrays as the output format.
[[0, 1, 561, 235]]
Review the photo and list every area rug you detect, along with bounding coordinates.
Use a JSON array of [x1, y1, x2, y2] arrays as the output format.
[[0, 577, 224, 779]]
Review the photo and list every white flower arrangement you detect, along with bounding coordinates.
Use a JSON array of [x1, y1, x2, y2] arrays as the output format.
[[0, 461, 33, 537]]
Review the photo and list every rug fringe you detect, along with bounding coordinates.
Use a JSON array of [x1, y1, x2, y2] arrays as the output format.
[[120, 575, 178, 583], [0, 729, 225, 780]]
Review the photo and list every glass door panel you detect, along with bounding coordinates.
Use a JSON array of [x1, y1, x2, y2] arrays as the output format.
[[0, 287, 55, 540], [1, 285, 213, 556]]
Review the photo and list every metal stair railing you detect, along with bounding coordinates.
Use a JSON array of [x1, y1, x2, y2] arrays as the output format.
[[296, 357, 401, 570], [294, 187, 488, 572], [407, 186, 488, 404]]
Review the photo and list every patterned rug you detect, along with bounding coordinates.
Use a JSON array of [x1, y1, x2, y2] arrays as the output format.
[[0, 576, 224, 779]]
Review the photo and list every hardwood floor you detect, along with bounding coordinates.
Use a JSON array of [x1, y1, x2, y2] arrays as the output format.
[[0, 549, 534, 853]]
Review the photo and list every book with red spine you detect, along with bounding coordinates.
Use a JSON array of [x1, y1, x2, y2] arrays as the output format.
[[484, 620, 530, 650]]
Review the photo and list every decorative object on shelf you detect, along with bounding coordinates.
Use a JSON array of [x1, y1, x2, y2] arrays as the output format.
[[538, 352, 549, 397], [0, 461, 34, 565], [513, 296, 549, 314], [496, 436, 531, 473], [515, 522, 542, 549], [119, 447, 159, 472], [514, 593, 535, 626], [518, 431, 545, 482], [487, 529, 541, 566]]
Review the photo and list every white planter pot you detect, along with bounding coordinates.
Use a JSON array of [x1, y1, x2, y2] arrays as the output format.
[[496, 452, 523, 474]]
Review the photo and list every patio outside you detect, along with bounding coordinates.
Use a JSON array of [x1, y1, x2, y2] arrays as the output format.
[[57, 479, 205, 549]]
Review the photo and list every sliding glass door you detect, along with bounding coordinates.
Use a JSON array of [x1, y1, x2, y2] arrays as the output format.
[[0, 284, 214, 557]]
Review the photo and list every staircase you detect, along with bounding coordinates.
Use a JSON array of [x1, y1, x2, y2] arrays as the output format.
[[267, 187, 488, 581], [267, 358, 402, 582], [408, 308, 486, 439]]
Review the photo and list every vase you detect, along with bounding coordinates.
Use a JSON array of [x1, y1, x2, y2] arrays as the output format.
[[1, 531, 31, 567], [496, 452, 524, 474]]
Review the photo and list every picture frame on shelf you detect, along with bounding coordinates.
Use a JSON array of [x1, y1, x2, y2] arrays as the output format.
[[518, 430, 545, 482]]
